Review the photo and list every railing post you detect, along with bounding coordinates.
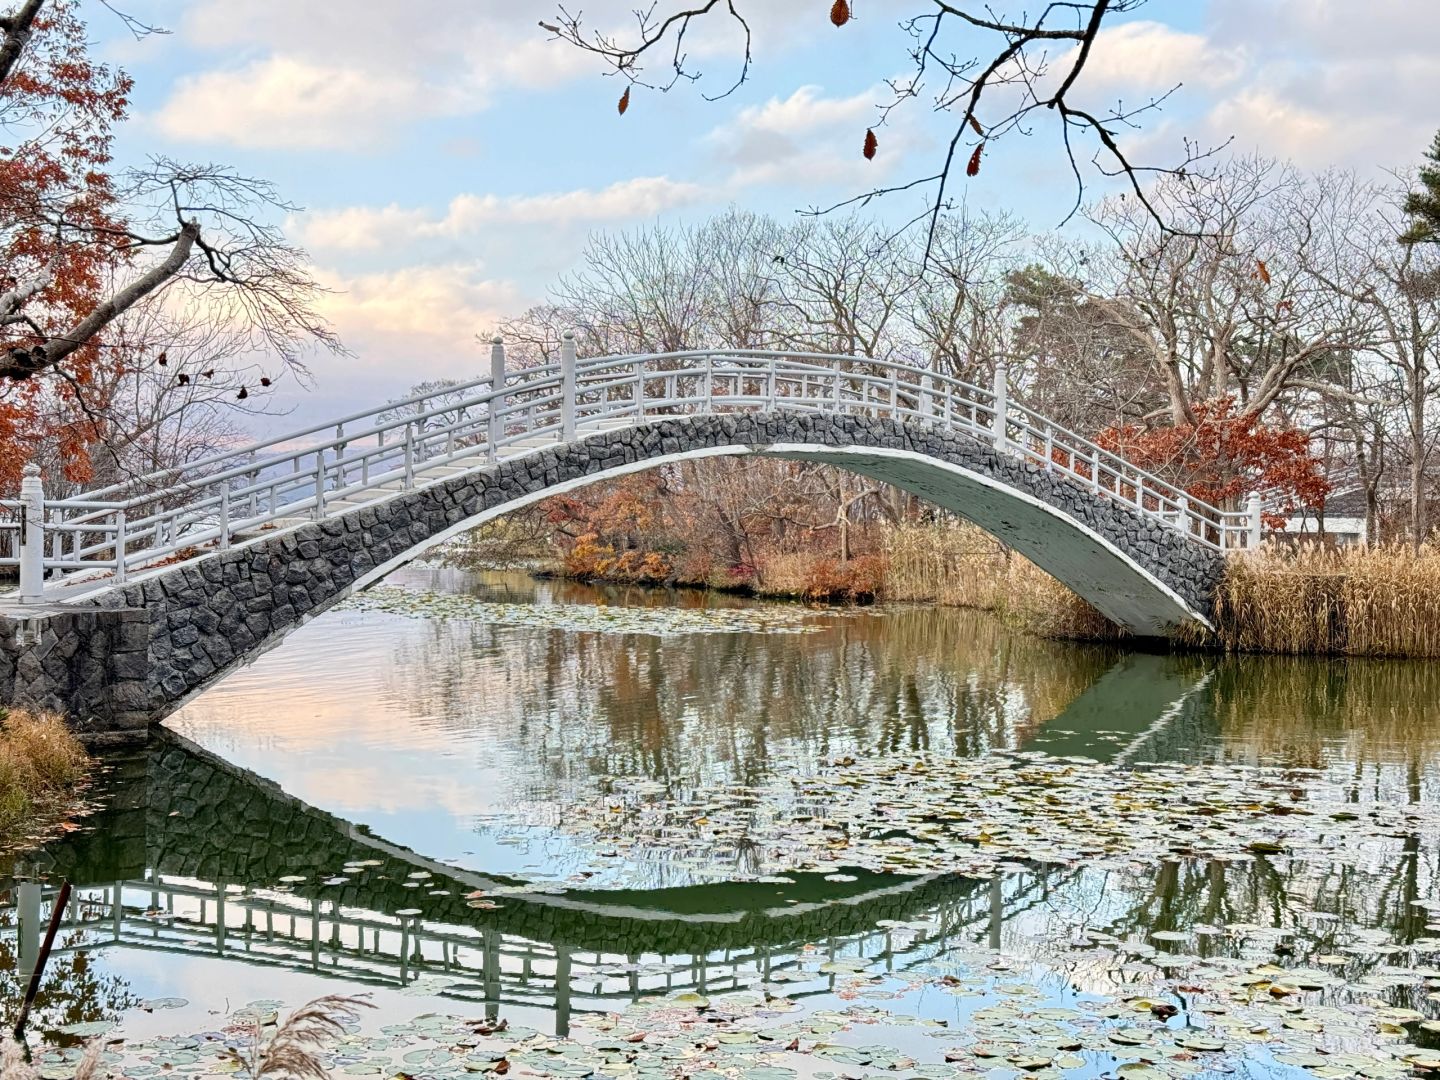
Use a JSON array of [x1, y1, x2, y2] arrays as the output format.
[[488, 335, 506, 461], [1246, 491, 1263, 549], [18, 463, 44, 604], [313, 449, 326, 519], [218, 486, 231, 551], [561, 330, 578, 441], [991, 364, 1009, 451], [114, 509, 128, 582], [919, 373, 933, 420], [404, 424, 416, 490]]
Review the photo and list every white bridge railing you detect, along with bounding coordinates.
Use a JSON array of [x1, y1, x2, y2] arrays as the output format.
[[0, 338, 1261, 604]]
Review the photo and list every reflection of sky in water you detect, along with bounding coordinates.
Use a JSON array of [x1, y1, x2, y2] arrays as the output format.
[[9, 556, 1440, 1071], [164, 568, 1118, 884], [165, 568, 1440, 886]]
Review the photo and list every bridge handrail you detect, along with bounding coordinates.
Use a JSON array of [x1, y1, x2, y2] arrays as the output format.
[[1, 346, 1264, 598]]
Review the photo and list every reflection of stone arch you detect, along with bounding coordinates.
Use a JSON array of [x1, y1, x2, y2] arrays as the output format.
[[20, 732, 993, 954]]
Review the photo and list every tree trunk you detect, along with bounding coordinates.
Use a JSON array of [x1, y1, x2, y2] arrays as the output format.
[[1411, 370, 1428, 551]]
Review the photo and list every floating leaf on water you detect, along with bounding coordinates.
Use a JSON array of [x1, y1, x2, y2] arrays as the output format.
[[55, 1021, 116, 1037], [1173, 1034, 1225, 1052]]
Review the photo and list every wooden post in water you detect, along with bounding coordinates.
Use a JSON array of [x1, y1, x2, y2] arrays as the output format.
[[13, 880, 71, 1039]]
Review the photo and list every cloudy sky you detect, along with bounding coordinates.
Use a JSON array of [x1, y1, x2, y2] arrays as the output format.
[[93, 0, 1440, 431]]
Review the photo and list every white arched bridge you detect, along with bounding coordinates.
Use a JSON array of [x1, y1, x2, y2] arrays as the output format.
[[0, 339, 1256, 733]]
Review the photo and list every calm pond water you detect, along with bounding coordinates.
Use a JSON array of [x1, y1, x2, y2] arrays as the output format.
[[7, 566, 1440, 1075]]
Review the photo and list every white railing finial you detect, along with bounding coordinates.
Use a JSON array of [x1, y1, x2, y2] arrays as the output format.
[[18, 462, 45, 604], [560, 330, 578, 442], [991, 363, 1009, 451], [1246, 491, 1263, 549], [488, 336, 506, 459]]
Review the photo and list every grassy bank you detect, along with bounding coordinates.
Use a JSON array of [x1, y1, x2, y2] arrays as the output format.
[[0, 709, 90, 852]]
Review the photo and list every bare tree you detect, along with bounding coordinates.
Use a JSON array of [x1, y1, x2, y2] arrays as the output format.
[[769, 216, 922, 358], [1316, 176, 1440, 548], [1085, 158, 1378, 428], [543, 1, 1225, 258], [1, 159, 339, 383]]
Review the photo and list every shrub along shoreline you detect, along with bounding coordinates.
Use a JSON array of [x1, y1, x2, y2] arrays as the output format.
[[0, 709, 91, 855]]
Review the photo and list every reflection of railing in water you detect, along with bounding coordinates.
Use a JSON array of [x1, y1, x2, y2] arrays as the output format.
[[9, 870, 1059, 1035]]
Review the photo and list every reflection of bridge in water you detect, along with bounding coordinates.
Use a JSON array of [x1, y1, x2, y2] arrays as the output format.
[[8, 733, 1065, 1035], [11, 871, 1051, 1036]]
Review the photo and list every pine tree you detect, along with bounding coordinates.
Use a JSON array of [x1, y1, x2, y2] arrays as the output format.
[[1401, 130, 1440, 245]]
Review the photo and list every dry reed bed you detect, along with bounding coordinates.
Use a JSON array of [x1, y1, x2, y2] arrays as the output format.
[[0, 709, 89, 849], [882, 522, 1128, 642], [1214, 544, 1440, 658]]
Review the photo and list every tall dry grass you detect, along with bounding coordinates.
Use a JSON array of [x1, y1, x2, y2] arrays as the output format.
[[0, 709, 89, 846], [1214, 543, 1440, 658], [3, 1035, 100, 1080], [882, 521, 1127, 641]]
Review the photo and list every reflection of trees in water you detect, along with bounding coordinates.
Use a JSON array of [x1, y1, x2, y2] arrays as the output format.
[[0, 903, 138, 1040], [375, 579, 1118, 797], [1015, 785, 1440, 1005], [1209, 655, 1440, 774]]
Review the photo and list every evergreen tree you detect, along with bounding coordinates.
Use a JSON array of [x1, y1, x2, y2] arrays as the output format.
[[1401, 130, 1440, 244]]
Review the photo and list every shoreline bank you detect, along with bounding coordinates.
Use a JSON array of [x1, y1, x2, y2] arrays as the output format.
[[482, 535, 1440, 660]]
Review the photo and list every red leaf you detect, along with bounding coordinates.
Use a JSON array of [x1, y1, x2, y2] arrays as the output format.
[[830, 0, 850, 26], [260, 376, 272, 387], [863, 128, 877, 160], [1256, 259, 1270, 284], [967, 115, 983, 137], [618, 86, 630, 115], [966, 143, 984, 176], [237, 387, 248, 401]]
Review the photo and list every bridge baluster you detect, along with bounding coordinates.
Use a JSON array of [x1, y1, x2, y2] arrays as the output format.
[[17, 464, 43, 602], [115, 509, 129, 580], [489, 336, 506, 462], [991, 364, 1009, 451], [561, 330, 578, 440], [313, 448, 327, 519], [218, 487, 230, 552]]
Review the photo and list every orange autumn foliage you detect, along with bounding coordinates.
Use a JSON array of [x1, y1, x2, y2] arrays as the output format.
[[1097, 396, 1329, 527], [0, 0, 134, 492]]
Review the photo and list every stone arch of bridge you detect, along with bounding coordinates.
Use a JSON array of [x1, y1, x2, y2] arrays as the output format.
[[1, 411, 1224, 732]]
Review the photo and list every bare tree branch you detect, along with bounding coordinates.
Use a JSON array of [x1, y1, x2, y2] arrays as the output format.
[[547, 0, 1227, 262]]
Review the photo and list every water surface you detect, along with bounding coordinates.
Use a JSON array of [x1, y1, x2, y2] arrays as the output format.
[[7, 567, 1440, 1064]]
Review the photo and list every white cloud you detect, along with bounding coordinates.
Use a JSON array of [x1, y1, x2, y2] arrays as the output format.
[[705, 84, 908, 190], [295, 178, 710, 254], [1066, 21, 1249, 99], [313, 263, 524, 352], [152, 1, 594, 151], [1066, 5, 1440, 177], [262, 263, 530, 423], [154, 56, 442, 150]]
